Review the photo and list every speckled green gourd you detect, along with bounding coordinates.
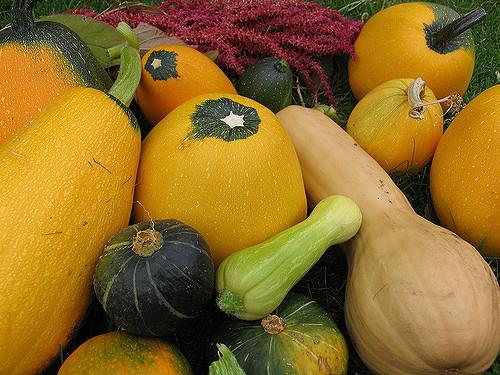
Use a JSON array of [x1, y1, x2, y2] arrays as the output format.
[[236, 57, 293, 113]]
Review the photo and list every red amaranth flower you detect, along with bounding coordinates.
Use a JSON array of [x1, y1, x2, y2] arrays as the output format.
[[70, 0, 362, 107]]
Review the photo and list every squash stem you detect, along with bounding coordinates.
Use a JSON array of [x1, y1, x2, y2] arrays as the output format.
[[11, 0, 36, 30], [108, 45, 142, 107], [274, 59, 289, 73], [108, 22, 140, 61], [430, 8, 486, 48], [261, 315, 286, 334], [216, 289, 245, 315], [407, 78, 452, 119], [132, 229, 164, 257]]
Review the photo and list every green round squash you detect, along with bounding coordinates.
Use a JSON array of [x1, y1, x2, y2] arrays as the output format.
[[94, 220, 215, 337], [57, 331, 192, 375], [211, 293, 349, 374], [236, 57, 293, 113]]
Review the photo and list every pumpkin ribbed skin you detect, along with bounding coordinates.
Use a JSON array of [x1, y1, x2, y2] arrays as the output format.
[[430, 85, 500, 257], [58, 331, 192, 375], [0, 87, 141, 375], [347, 78, 443, 172], [0, 0, 112, 144], [212, 293, 348, 375], [133, 93, 307, 264], [135, 45, 237, 125], [277, 106, 500, 375], [348, 2, 477, 100]]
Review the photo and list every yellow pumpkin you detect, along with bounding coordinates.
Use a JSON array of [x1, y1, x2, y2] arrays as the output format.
[[58, 331, 192, 375], [430, 84, 500, 257], [0, 46, 142, 375], [348, 3, 485, 100], [347, 78, 444, 173], [133, 93, 307, 264]]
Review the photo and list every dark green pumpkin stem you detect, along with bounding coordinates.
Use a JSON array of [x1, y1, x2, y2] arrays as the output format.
[[430, 8, 486, 48], [11, 0, 36, 31], [274, 59, 289, 73]]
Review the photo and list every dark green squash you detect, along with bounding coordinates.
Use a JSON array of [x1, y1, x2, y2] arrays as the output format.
[[236, 57, 293, 113], [94, 220, 215, 337], [0, 0, 112, 143], [211, 293, 349, 375]]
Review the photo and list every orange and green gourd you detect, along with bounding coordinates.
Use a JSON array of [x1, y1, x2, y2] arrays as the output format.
[[133, 93, 307, 264], [57, 331, 193, 375], [135, 45, 237, 126], [0, 0, 112, 144], [348, 3, 486, 101]]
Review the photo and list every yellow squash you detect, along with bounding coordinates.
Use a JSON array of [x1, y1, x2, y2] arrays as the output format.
[[348, 3, 486, 100], [0, 45, 141, 374], [430, 84, 500, 257], [133, 93, 307, 264], [347, 78, 444, 173], [277, 105, 500, 375]]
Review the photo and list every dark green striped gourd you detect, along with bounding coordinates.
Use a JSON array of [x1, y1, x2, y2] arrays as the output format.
[[236, 57, 293, 113], [94, 220, 215, 337], [211, 293, 349, 375]]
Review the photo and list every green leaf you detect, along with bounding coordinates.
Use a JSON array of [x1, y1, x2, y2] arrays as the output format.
[[209, 344, 246, 375], [40, 14, 126, 68]]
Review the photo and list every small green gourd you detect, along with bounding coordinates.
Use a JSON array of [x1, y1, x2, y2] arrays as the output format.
[[236, 57, 293, 113], [216, 195, 362, 320]]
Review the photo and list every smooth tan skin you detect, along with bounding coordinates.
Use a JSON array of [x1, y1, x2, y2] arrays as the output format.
[[277, 105, 500, 375], [0, 88, 141, 374]]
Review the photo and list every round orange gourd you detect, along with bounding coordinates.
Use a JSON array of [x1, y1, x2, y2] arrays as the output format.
[[347, 78, 444, 173], [57, 331, 192, 375], [133, 93, 307, 264], [348, 2, 485, 100], [135, 45, 237, 125], [430, 84, 500, 257]]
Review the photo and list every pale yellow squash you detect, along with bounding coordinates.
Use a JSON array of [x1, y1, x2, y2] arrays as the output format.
[[277, 105, 500, 375]]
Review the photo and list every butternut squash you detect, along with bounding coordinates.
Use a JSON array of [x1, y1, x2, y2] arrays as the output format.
[[0, 44, 142, 374], [276, 105, 500, 375]]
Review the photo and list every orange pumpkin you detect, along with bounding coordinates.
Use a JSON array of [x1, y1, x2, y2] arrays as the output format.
[[430, 84, 500, 257], [57, 331, 192, 375], [348, 3, 485, 100], [135, 45, 237, 125]]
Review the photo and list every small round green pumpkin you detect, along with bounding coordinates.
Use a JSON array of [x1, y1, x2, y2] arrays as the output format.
[[94, 220, 215, 337], [211, 293, 349, 375]]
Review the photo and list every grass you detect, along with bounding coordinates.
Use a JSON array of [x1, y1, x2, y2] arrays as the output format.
[[1, 0, 499, 374]]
